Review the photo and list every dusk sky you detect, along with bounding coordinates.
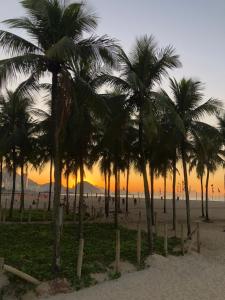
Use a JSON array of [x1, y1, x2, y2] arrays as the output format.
[[0, 0, 225, 196]]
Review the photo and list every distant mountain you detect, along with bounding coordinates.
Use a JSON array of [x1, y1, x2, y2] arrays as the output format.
[[39, 181, 102, 194], [2, 168, 102, 194]]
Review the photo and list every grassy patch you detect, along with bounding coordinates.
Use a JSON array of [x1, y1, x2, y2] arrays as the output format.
[[0, 223, 180, 292]]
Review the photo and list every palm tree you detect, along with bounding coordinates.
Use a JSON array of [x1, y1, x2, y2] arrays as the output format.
[[189, 137, 206, 217], [0, 88, 34, 217], [98, 35, 180, 252], [199, 126, 224, 221], [167, 78, 221, 235], [0, 0, 118, 273], [99, 93, 131, 228]]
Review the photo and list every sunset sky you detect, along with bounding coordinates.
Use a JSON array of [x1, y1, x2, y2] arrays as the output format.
[[0, 0, 225, 196]]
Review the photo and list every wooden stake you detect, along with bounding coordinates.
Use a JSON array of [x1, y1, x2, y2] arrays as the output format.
[[154, 212, 158, 236], [115, 229, 120, 273], [76, 238, 84, 279], [0, 257, 4, 273], [196, 222, 200, 253], [164, 224, 168, 257], [181, 223, 184, 255], [137, 223, 141, 266]]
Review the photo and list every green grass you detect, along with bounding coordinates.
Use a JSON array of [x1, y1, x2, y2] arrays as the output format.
[[2, 209, 78, 222], [0, 223, 180, 293]]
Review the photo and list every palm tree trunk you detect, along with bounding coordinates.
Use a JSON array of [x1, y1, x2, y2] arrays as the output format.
[[104, 170, 107, 217], [74, 169, 78, 214], [52, 70, 62, 274], [125, 165, 130, 213], [150, 166, 154, 225], [181, 146, 191, 236], [19, 163, 25, 212], [118, 170, 120, 211], [163, 173, 167, 213], [200, 174, 204, 217], [205, 168, 210, 221], [9, 147, 16, 218], [0, 157, 3, 208], [66, 171, 69, 215], [48, 156, 53, 211], [78, 159, 84, 239], [172, 155, 176, 230], [139, 107, 153, 254], [107, 168, 110, 217], [114, 163, 118, 229]]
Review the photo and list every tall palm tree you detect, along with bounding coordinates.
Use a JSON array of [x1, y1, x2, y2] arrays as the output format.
[[0, 0, 118, 273], [166, 78, 221, 235], [98, 36, 180, 252], [189, 137, 206, 217], [199, 126, 224, 221]]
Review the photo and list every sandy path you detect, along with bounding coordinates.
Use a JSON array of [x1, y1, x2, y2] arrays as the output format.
[[42, 222, 225, 300]]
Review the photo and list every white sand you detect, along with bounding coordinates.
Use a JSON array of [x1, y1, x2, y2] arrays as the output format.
[[39, 199, 225, 300]]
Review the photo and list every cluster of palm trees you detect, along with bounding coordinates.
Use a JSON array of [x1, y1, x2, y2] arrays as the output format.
[[0, 0, 224, 276]]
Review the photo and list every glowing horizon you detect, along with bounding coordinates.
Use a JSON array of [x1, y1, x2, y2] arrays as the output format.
[[27, 163, 225, 198]]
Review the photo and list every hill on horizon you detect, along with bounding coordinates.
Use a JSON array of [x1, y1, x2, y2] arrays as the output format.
[[2, 168, 103, 194]]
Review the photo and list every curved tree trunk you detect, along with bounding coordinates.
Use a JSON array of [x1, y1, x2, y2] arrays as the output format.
[[139, 107, 153, 254], [78, 159, 84, 239], [205, 168, 210, 221], [9, 148, 16, 219], [181, 146, 191, 236], [163, 173, 167, 214], [125, 165, 130, 213], [150, 166, 154, 225], [0, 157, 3, 208], [200, 175, 204, 217], [19, 163, 25, 212], [172, 156, 176, 230], [52, 71, 62, 275], [48, 156, 53, 211]]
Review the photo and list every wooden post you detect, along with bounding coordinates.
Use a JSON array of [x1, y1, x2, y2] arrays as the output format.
[[0, 257, 4, 273], [164, 224, 168, 257], [137, 223, 141, 266], [115, 230, 120, 273], [196, 222, 200, 253], [181, 223, 184, 255], [154, 212, 158, 236], [28, 205, 32, 223], [76, 238, 84, 279], [3, 264, 40, 285]]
